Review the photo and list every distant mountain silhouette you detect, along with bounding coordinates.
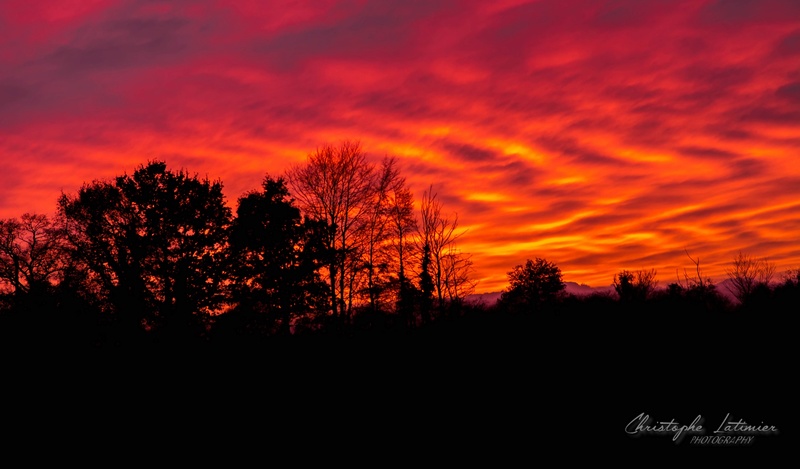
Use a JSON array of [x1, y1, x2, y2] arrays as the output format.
[[466, 280, 749, 305], [465, 291, 503, 305], [466, 282, 615, 305], [563, 281, 615, 296], [714, 278, 743, 303]]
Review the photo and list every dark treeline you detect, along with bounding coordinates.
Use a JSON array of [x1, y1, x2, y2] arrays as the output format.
[[2, 142, 795, 456], [0, 141, 798, 352], [0, 141, 477, 349]]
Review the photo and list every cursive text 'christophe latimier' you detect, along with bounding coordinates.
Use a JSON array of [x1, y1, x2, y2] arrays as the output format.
[[625, 413, 704, 442]]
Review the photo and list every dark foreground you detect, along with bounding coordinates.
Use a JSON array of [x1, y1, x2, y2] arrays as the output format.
[[2, 306, 792, 461]]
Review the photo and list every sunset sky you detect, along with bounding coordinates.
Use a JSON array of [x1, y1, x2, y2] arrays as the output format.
[[2, 0, 799, 292]]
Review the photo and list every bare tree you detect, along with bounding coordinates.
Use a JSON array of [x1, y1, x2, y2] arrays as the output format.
[[725, 252, 776, 304], [387, 181, 417, 322], [417, 186, 467, 312], [286, 141, 376, 321], [362, 157, 407, 313], [675, 250, 715, 293], [441, 245, 477, 303], [0, 213, 67, 295]]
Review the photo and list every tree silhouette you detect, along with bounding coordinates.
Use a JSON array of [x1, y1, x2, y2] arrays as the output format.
[[58, 161, 231, 342], [417, 185, 467, 312], [387, 179, 417, 326], [286, 141, 376, 323], [0, 213, 78, 345], [0, 213, 67, 296], [362, 157, 408, 314], [226, 176, 330, 337], [441, 246, 477, 307], [499, 258, 564, 312], [725, 251, 776, 306], [665, 251, 730, 313], [772, 268, 800, 313], [613, 269, 657, 304]]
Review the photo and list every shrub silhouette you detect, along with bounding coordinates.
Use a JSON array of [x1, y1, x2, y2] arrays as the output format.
[[613, 269, 657, 305]]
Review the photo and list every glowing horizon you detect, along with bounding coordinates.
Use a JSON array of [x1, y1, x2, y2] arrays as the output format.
[[2, 0, 800, 292]]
